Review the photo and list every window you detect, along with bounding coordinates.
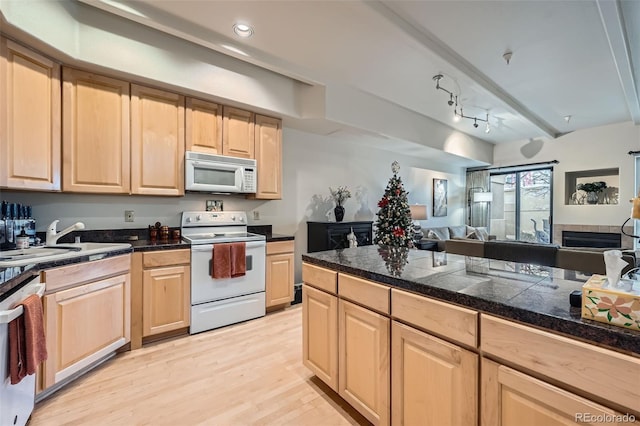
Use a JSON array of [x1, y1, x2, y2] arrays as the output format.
[[490, 168, 553, 243]]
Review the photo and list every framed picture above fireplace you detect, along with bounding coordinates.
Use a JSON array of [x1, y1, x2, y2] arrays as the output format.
[[565, 168, 619, 205]]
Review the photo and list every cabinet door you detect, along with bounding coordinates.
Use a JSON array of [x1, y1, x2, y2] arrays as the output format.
[[185, 97, 222, 155], [62, 68, 130, 193], [302, 284, 338, 391], [353, 225, 372, 247], [481, 358, 638, 426], [266, 252, 294, 307], [392, 321, 477, 426], [43, 273, 130, 389], [252, 114, 282, 199], [339, 299, 390, 426], [0, 38, 61, 190], [142, 265, 190, 337], [222, 106, 254, 159], [131, 84, 185, 196]]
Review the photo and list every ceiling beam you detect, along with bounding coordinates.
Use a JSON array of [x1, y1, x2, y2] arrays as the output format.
[[369, 0, 559, 139], [596, 0, 640, 125]]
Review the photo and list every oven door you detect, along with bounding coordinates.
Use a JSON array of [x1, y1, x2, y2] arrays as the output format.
[[190, 241, 266, 305], [185, 158, 243, 193]]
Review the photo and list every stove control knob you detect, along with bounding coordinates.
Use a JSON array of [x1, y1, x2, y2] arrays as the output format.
[[231, 216, 236, 221], [186, 217, 192, 223], [196, 214, 202, 221], [239, 217, 245, 223]]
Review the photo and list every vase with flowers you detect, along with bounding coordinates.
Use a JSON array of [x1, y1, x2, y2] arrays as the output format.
[[329, 186, 351, 222], [577, 181, 607, 204]]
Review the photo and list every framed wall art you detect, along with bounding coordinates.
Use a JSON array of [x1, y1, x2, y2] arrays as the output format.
[[433, 178, 448, 217]]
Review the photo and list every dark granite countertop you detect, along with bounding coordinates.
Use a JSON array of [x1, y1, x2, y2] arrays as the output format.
[[0, 246, 132, 302], [0, 225, 192, 309], [302, 245, 640, 357], [248, 225, 294, 242]]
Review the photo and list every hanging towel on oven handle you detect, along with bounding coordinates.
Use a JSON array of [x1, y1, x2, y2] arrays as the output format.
[[210, 242, 247, 278]]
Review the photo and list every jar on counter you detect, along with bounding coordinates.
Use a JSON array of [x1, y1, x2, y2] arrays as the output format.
[[16, 226, 29, 249], [160, 226, 169, 240]]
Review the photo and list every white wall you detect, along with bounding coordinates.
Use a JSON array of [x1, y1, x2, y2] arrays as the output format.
[[3, 127, 465, 282], [493, 121, 640, 226]]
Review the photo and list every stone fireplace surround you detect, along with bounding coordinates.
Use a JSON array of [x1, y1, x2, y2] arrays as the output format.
[[552, 224, 634, 249]]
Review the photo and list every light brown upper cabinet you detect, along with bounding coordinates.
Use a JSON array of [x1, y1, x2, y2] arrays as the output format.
[[62, 68, 130, 193], [250, 114, 282, 200], [131, 84, 185, 196], [185, 97, 222, 155], [0, 38, 61, 190], [222, 106, 254, 159]]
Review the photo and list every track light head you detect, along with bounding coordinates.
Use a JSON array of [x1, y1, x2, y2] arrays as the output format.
[[447, 94, 454, 106], [473, 119, 479, 128]]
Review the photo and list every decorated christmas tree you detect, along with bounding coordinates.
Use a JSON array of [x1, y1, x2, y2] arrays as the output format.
[[374, 161, 413, 248]]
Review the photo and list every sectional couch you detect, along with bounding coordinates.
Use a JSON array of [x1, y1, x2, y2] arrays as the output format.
[[419, 225, 494, 252], [444, 238, 636, 276]]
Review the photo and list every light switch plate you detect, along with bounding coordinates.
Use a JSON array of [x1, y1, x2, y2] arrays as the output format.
[[253, 211, 260, 220], [125, 210, 135, 222]]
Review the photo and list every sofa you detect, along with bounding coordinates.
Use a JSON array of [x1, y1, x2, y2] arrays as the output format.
[[419, 225, 494, 251], [444, 238, 636, 276]]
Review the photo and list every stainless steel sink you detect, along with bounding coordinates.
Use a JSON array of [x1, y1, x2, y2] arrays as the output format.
[[0, 243, 131, 268]]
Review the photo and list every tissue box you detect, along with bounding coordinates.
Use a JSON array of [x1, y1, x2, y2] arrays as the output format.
[[582, 275, 640, 331]]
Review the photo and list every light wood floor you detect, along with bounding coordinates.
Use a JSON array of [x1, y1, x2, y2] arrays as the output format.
[[30, 306, 369, 426]]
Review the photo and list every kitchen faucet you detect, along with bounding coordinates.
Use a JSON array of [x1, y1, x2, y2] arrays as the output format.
[[46, 220, 85, 246]]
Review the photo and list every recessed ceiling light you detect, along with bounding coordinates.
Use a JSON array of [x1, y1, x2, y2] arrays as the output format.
[[233, 23, 254, 38], [564, 115, 572, 123]]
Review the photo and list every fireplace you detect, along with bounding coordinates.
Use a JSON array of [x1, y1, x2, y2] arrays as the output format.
[[562, 231, 621, 248]]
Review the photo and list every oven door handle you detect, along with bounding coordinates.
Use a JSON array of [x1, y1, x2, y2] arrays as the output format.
[[191, 241, 266, 252], [0, 282, 46, 324]]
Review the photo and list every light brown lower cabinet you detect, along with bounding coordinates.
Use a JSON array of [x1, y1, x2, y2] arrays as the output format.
[[339, 299, 390, 426], [392, 320, 477, 426], [266, 241, 294, 308], [481, 358, 639, 426], [302, 284, 338, 391], [141, 250, 191, 338], [42, 271, 130, 390]]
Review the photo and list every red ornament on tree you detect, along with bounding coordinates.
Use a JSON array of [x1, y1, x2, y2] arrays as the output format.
[[393, 227, 405, 237], [378, 197, 389, 208]]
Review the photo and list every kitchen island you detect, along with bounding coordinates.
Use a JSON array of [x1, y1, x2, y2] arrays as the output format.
[[302, 246, 640, 426]]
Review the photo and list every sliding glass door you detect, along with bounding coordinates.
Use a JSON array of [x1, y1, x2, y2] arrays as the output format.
[[490, 168, 552, 243]]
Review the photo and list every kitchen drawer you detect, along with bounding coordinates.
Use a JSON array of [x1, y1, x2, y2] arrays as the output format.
[[143, 249, 190, 268], [391, 289, 478, 348], [338, 273, 389, 315], [481, 314, 640, 414], [43, 254, 131, 293], [302, 263, 337, 295], [266, 240, 294, 255]]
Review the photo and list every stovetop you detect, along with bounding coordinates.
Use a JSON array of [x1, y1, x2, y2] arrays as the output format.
[[181, 211, 265, 244], [183, 232, 265, 244]]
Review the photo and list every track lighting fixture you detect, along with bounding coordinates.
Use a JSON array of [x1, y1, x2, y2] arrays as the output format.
[[433, 74, 491, 133]]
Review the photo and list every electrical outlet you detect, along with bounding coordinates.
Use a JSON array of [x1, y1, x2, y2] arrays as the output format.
[[253, 211, 260, 220], [125, 210, 135, 222]]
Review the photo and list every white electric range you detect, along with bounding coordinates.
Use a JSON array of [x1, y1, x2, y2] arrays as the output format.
[[181, 211, 266, 334]]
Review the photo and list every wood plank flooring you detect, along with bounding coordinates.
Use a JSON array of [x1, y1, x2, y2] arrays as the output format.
[[30, 306, 369, 426]]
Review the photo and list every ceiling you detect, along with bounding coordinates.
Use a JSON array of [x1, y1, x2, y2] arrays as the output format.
[[80, 0, 639, 148]]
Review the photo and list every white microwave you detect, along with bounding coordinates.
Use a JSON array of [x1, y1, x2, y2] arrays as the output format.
[[185, 151, 257, 193]]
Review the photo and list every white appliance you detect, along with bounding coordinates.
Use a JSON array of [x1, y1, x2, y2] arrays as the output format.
[[181, 211, 266, 334], [0, 275, 45, 426], [185, 151, 257, 194]]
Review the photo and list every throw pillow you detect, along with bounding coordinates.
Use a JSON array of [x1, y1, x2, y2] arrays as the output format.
[[475, 227, 490, 241], [466, 231, 478, 239], [449, 225, 467, 239], [427, 230, 442, 240]]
